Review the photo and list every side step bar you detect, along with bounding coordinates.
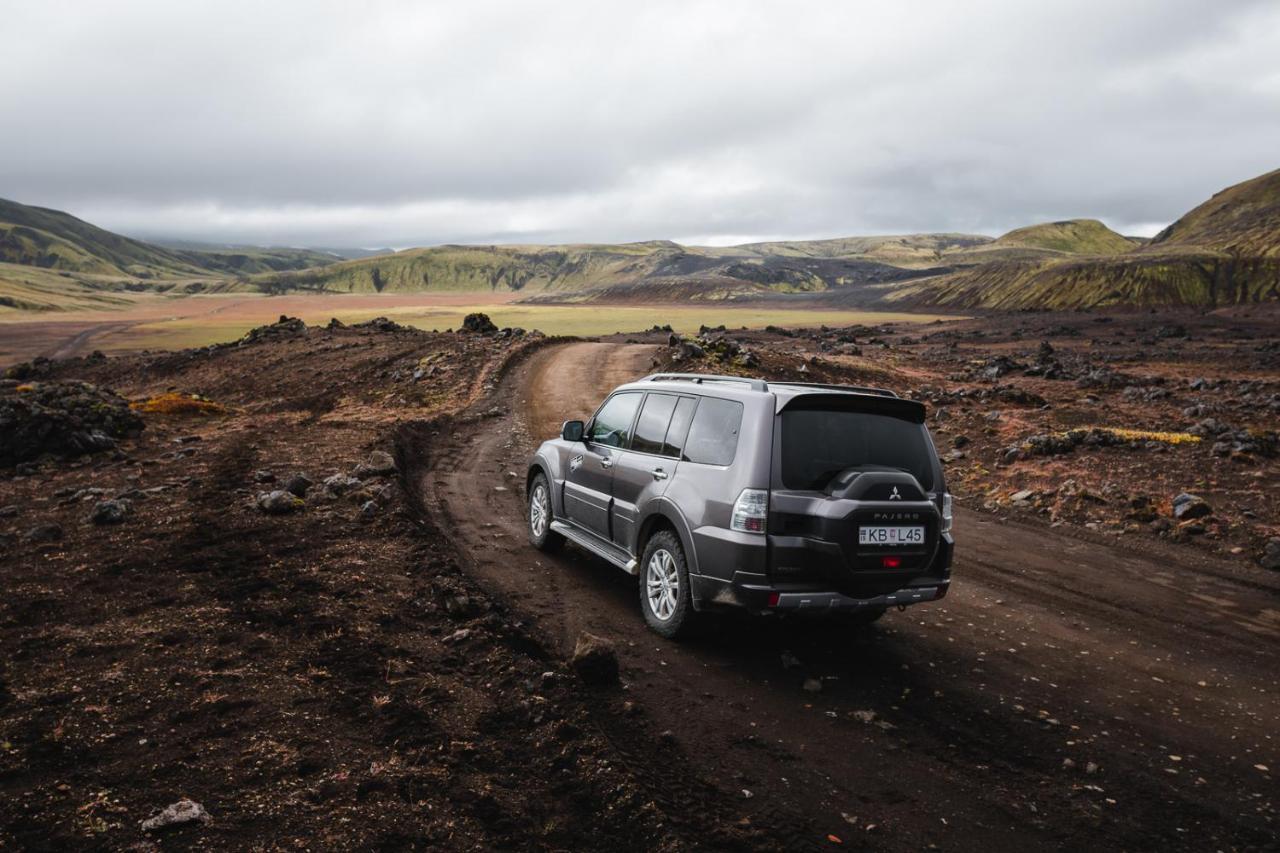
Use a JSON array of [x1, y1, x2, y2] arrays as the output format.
[[550, 520, 639, 575]]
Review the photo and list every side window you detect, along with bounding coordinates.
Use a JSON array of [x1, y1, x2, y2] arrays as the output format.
[[631, 393, 679, 455], [589, 392, 642, 448], [662, 396, 698, 459], [683, 397, 744, 465]]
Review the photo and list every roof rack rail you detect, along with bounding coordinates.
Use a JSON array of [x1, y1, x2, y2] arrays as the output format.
[[769, 380, 899, 398], [642, 373, 769, 392]]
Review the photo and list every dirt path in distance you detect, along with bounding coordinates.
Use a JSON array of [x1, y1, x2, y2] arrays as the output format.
[[417, 341, 1278, 852]]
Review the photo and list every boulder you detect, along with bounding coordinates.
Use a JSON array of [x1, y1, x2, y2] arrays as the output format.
[[357, 450, 396, 477], [322, 474, 362, 496], [461, 312, 498, 334], [283, 473, 313, 497], [239, 315, 306, 345], [1171, 492, 1212, 520], [675, 342, 705, 361], [141, 799, 212, 832], [89, 499, 130, 525], [1, 380, 143, 467], [257, 490, 303, 515], [571, 632, 620, 686], [354, 316, 408, 333], [22, 522, 63, 543], [1261, 538, 1280, 571]]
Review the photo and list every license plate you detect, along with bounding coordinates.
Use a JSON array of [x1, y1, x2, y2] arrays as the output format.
[[859, 525, 924, 546]]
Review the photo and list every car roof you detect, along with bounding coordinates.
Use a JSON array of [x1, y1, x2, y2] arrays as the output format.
[[616, 374, 926, 421]]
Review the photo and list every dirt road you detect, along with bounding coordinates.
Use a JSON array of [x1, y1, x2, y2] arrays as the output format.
[[422, 342, 1278, 851]]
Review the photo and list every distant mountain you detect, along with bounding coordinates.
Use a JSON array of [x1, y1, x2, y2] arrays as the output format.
[[0, 197, 353, 310], [0, 198, 211, 279], [889, 170, 1280, 309], [0, 198, 343, 280], [246, 189, 1278, 307], [983, 219, 1138, 255], [1147, 168, 1280, 256], [156, 239, 392, 264], [4, 168, 1277, 313], [249, 237, 964, 301], [732, 233, 993, 267]]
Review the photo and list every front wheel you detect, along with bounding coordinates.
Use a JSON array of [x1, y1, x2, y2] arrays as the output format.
[[639, 530, 699, 639], [527, 473, 563, 552]]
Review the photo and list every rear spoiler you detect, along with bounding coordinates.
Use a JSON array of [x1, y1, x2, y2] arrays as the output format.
[[777, 391, 926, 424]]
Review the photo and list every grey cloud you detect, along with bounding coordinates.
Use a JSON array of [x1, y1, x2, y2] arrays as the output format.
[[2, 0, 1277, 246]]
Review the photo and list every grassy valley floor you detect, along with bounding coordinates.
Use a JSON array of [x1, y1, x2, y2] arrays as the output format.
[[0, 291, 959, 365]]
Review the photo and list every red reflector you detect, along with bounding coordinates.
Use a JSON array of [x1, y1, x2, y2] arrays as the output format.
[[882, 556, 902, 569], [767, 592, 780, 608]]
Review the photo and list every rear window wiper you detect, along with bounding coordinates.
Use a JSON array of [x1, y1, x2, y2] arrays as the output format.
[[808, 463, 914, 490]]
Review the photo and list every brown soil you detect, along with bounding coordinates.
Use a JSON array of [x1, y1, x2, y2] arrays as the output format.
[[0, 321, 800, 850], [411, 331, 1278, 852], [2, 307, 1277, 851]]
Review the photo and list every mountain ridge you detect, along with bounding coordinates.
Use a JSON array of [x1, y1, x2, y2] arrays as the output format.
[[3, 166, 1277, 312]]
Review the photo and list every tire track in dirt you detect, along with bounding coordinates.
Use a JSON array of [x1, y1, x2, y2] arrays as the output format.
[[419, 341, 1278, 852]]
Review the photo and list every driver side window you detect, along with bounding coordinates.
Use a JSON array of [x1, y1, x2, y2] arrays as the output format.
[[589, 392, 642, 448]]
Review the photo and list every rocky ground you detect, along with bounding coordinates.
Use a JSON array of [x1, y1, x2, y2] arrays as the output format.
[[642, 307, 1280, 573], [0, 316, 799, 850], [1, 307, 1277, 851]]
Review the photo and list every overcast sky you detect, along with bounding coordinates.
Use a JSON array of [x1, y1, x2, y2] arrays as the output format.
[[3, 1, 1279, 248]]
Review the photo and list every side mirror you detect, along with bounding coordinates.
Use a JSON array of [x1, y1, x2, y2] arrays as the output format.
[[561, 420, 585, 442]]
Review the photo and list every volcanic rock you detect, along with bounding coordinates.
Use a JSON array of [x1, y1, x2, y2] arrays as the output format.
[[89, 499, 130, 525], [571, 632, 620, 686], [1, 380, 143, 467], [257, 490, 303, 515], [1172, 493, 1212, 521]]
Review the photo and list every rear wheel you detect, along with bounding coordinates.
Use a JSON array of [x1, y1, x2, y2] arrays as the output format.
[[639, 530, 698, 638], [527, 473, 563, 552]]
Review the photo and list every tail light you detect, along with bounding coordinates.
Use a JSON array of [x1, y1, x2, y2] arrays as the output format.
[[941, 493, 953, 533], [882, 556, 902, 569], [731, 488, 768, 534]]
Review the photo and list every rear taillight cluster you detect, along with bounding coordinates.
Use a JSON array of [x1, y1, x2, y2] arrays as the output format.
[[731, 488, 768, 534]]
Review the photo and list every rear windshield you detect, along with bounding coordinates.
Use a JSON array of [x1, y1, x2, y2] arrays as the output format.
[[780, 407, 934, 491]]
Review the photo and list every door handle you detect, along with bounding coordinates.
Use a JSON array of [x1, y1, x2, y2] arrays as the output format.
[[652, 468, 667, 480], [600, 456, 613, 469]]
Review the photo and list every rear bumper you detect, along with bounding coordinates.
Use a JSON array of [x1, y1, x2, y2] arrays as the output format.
[[691, 572, 949, 614], [769, 581, 947, 611], [688, 527, 953, 615]]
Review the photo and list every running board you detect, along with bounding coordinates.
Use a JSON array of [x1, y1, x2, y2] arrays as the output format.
[[550, 520, 638, 575]]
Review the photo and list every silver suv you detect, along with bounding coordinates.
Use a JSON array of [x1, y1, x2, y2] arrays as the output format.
[[526, 373, 954, 637]]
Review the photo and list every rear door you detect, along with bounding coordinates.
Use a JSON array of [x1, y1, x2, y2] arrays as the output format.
[[563, 391, 641, 539], [767, 395, 942, 593], [609, 393, 693, 550]]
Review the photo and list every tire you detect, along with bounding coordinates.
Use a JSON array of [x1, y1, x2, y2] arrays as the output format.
[[527, 473, 563, 552], [639, 530, 699, 639]]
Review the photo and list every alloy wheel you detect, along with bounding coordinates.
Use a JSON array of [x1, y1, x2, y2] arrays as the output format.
[[645, 548, 679, 621]]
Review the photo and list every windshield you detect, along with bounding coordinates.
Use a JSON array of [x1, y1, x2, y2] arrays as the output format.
[[779, 407, 934, 491]]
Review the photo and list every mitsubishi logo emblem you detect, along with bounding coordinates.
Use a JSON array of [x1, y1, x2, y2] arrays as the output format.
[[889, 486, 902, 500]]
